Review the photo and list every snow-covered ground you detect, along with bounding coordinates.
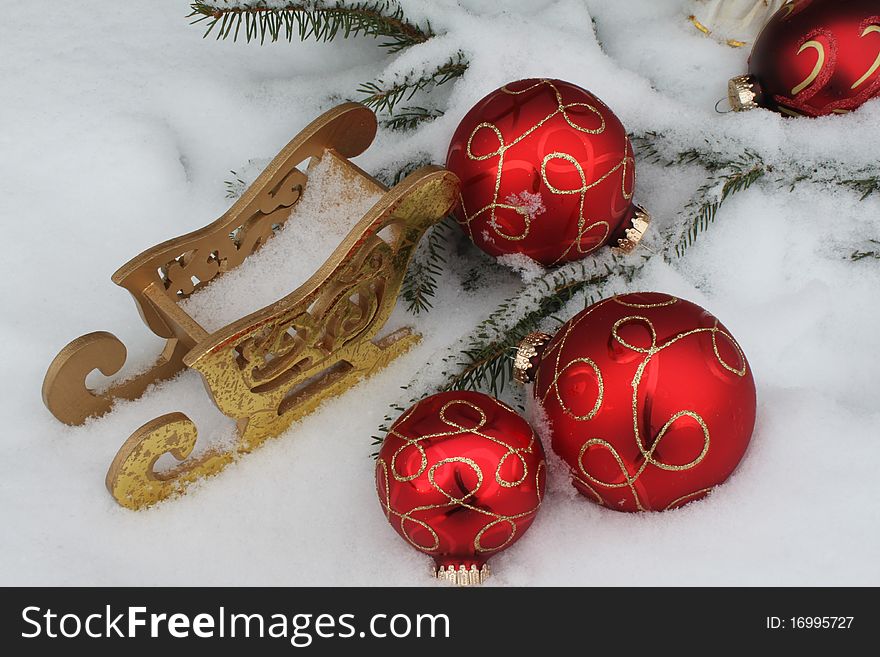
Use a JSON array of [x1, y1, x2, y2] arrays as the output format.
[[2, 0, 878, 586]]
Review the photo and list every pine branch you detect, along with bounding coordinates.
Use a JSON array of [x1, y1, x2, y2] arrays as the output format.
[[673, 157, 767, 258], [459, 266, 486, 292], [381, 105, 444, 130], [378, 157, 453, 316], [402, 219, 451, 315], [189, 1, 433, 51], [636, 131, 880, 260], [369, 403, 405, 457], [839, 177, 880, 200], [441, 259, 641, 397], [851, 239, 880, 261], [357, 52, 468, 115], [633, 133, 771, 258], [224, 170, 248, 198], [633, 131, 880, 199], [373, 155, 432, 188], [189, 3, 469, 129], [632, 133, 718, 170]]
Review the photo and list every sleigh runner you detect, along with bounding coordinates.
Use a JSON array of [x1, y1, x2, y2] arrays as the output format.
[[42, 102, 460, 510]]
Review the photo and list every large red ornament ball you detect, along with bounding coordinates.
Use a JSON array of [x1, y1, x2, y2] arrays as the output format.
[[730, 0, 880, 116], [446, 79, 645, 266], [376, 391, 545, 584], [525, 292, 756, 512]]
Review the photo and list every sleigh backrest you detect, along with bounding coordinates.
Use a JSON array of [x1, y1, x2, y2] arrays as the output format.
[[111, 103, 378, 340]]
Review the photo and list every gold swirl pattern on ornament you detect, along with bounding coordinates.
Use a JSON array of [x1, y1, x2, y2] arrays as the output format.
[[612, 293, 678, 309], [784, 23, 880, 110], [541, 356, 604, 422], [791, 40, 825, 96], [428, 457, 483, 503], [570, 472, 607, 506], [377, 458, 441, 551], [540, 295, 748, 511], [377, 397, 544, 555], [852, 25, 880, 89], [663, 487, 715, 511], [459, 79, 634, 264], [778, 106, 807, 117], [538, 298, 611, 421]]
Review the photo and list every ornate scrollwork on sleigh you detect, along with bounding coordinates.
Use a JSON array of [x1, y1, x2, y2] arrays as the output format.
[[42, 102, 460, 509]]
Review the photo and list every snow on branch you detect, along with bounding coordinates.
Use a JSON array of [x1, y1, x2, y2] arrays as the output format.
[[189, 0, 433, 51]]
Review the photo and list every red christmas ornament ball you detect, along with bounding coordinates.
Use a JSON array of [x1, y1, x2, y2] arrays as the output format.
[[446, 79, 646, 266], [376, 391, 545, 584], [730, 0, 880, 116], [523, 292, 756, 512]]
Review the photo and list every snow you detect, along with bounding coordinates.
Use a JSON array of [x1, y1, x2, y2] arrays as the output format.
[[494, 253, 547, 282], [1, 0, 878, 586], [180, 154, 384, 333], [505, 191, 547, 221]]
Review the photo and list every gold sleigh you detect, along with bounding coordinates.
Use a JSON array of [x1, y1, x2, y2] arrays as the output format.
[[42, 103, 459, 510]]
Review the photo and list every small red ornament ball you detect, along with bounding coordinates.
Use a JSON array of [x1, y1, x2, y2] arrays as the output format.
[[528, 292, 756, 512], [446, 79, 640, 266], [376, 391, 545, 583], [734, 0, 880, 116]]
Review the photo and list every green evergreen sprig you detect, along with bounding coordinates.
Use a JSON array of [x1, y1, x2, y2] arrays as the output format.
[[224, 170, 249, 198], [402, 219, 451, 314], [381, 105, 445, 130], [838, 177, 880, 200], [373, 156, 432, 187], [630, 132, 880, 258], [632, 132, 770, 257], [631, 131, 880, 268], [189, 2, 471, 130], [189, 1, 432, 51], [357, 52, 468, 115], [432, 258, 642, 399], [440, 262, 632, 397], [370, 402, 407, 457], [673, 157, 767, 258], [851, 239, 880, 261]]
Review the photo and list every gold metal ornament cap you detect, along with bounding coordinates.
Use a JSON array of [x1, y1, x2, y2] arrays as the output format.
[[434, 563, 491, 586], [728, 74, 760, 111], [514, 331, 552, 385], [612, 205, 652, 256]]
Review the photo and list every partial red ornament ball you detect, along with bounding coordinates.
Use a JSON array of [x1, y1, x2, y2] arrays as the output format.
[[376, 391, 545, 584], [521, 292, 756, 512], [730, 0, 880, 116], [446, 79, 648, 266]]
